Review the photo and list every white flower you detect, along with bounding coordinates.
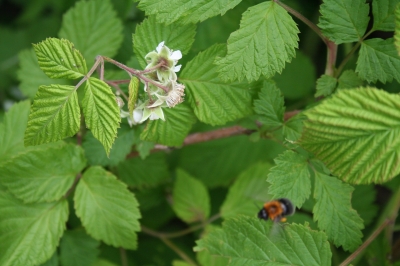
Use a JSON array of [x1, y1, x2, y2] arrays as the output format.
[[145, 41, 182, 83], [140, 106, 165, 122], [120, 108, 143, 127]]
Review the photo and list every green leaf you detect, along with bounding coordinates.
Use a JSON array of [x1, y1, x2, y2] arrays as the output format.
[[195, 216, 331, 265], [117, 153, 169, 188], [315, 74, 337, 97], [337, 70, 363, 89], [33, 38, 87, 79], [253, 80, 284, 127], [128, 76, 139, 117], [60, 229, 100, 266], [59, 0, 123, 63], [318, 0, 369, 44], [215, 1, 299, 82], [179, 136, 285, 187], [313, 171, 364, 251], [274, 50, 316, 100], [136, 140, 155, 159], [267, 150, 311, 208], [0, 143, 86, 203], [356, 38, 400, 83], [39, 252, 58, 266], [0, 192, 68, 266], [172, 169, 210, 223], [82, 77, 121, 155], [395, 3, 400, 55], [137, 0, 242, 24], [282, 115, 304, 142], [300, 88, 400, 184], [17, 48, 70, 99], [74, 166, 141, 250], [196, 227, 230, 266], [220, 163, 272, 219], [83, 128, 134, 167], [372, 0, 399, 31], [351, 185, 378, 227], [181, 44, 252, 126], [0, 101, 30, 160], [24, 84, 80, 146], [132, 16, 196, 68], [140, 103, 196, 146]]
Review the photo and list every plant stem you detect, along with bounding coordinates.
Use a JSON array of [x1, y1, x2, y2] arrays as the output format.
[[160, 237, 198, 266], [274, 0, 328, 45], [102, 56, 170, 93], [106, 81, 129, 101], [339, 219, 392, 266], [120, 248, 128, 266], [141, 213, 221, 239], [75, 56, 103, 89]]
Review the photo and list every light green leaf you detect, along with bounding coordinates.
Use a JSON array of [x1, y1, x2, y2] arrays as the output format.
[[0, 143, 86, 203], [24, 84, 80, 146], [74, 166, 141, 249], [17, 49, 70, 99], [137, 0, 242, 24], [274, 50, 316, 100], [196, 227, 230, 266], [132, 16, 196, 68], [318, 0, 369, 44], [140, 103, 196, 146], [352, 185, 378, 227], [181, 44, 252, 126], [82, 77, 120, 155], [315, 74, 337, 97], [220, 163, 272, 219], [59, 0, 123, 63], [337, 70, 363, 89], [33, 38, 87, 79], [195, 216, 331, 266], [253, 80, 284, 128], [83, 128, 134, 167], [395, 3, 400, 55], [0, 101, 30, 160], [117, 153, 169, 188], [282, 115, 304, 142], [313, 171, 364, 251], [356, 38, 400, 83], [60, 229, 100, 266], [372, 0, 399, 31], [215, 1, 299, 82], [172, 261, 191, 266], [128, 76, 139, 117], [300, 88, 400, 184], [0, 192, 68, 266], [172, 169, 210, 223], [267, 150, 311, 208], [39, 252, 58, 266]]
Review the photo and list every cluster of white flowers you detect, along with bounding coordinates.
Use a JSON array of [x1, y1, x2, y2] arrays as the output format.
[[119, 41, 185, 126]]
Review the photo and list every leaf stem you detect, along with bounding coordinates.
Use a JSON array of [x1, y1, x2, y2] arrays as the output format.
[[141, 213, 221, 239], [63, 173, 82, 199], [160, 237, 198, 266], [274, 0, 328, 45], [106, 80, 129, 101], [339, 219, 392, 266], [101, 56, 170, 93], [120, 247, 128, 266], [75, 56, 103, 89]]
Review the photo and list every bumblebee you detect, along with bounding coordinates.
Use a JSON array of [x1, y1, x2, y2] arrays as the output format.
[[258, 198, 295, 222]]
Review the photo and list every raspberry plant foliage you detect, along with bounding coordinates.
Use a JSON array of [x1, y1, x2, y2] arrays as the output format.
[[1, 0, 400, 265]]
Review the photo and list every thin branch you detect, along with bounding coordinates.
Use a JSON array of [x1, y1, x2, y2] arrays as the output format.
[[63, 174, 82, 199], [120, 248, 128, 266], [274, 0, 328, 45], [141, 213, 221, 239], [106, 80, 129, 101], [160, 237, 198, 266], [75, 56, 103, 89], [339, 219, 393, 266]]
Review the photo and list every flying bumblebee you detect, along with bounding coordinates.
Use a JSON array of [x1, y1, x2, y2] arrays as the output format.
[[258, 198, 295, 222]]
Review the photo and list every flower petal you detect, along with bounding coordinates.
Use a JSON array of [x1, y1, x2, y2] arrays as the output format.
[[156, 41, 165, 53], [173, 65, 182, 72], [170, 50, 182, 60]]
